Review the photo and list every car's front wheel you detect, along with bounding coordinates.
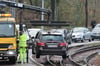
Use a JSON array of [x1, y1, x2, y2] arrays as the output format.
[[36, 54, 40, 58], [89, 37, 92, 42], [81, 37, 85, 42], [32, 45, 35, 54], [9, 56, 17, 64], [62, 55, 66, 59], [92, 38, 94, 41]]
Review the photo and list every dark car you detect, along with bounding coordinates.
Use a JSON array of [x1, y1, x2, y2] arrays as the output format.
[[32, 31, 68, 59]]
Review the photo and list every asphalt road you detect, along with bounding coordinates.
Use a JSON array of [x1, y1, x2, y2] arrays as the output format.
[[0, 63, 36, 66], [0, 49, 37, 66]]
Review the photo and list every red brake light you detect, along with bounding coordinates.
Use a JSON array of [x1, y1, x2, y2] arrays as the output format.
[[37, 42, 45, 46], [59, 43, 67, 46]]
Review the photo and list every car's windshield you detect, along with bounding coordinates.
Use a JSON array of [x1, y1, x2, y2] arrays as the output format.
[[41, 34, 64, 41], [95, 24, 100, 27], [94, 24, 100, 29], [92, 28, 100, 32], [0, 23, 15, 37]]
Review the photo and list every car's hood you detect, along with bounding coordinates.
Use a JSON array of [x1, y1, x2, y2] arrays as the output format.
[[92, 28, 100, 33]]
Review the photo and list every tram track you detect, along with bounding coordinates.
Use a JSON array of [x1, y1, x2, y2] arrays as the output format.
[[69, 45, 100, 66], [30, 43, 100, 66], [84, 52, 98, 66], [30, 55, 64, 66], [43, 55, 64, 66]]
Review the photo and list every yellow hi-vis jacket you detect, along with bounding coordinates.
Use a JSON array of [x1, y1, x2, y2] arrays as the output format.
[[18, 33, 27, 47]]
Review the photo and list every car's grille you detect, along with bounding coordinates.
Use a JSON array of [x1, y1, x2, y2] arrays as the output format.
[[0, 44, 12, 48], [93, 33, 100, 35]]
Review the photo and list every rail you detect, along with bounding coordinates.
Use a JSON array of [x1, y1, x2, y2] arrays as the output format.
[[69, 45, 100, 66]]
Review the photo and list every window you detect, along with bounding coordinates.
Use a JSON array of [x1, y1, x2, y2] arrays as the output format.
[[0, 23, 15, 37], [41, 34, 63, 41]]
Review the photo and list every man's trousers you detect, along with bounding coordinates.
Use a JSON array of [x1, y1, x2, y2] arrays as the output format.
[[19, 47, 27, 63]]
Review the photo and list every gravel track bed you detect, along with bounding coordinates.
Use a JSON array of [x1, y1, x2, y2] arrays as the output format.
[[88, 55, 100, 66]]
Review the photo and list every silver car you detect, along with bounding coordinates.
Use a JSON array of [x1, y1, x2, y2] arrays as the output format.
[[91, 24, 100, 40], [71, 27, 92, 42]]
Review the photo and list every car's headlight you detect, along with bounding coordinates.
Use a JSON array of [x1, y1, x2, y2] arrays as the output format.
[[7, 51, 15, 55]]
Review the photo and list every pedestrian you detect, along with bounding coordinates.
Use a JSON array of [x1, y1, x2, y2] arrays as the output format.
[[18, 31, 27, 64], [91, 20, 96, 29]]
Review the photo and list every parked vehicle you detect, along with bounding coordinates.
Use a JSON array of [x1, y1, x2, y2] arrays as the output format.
[[50, 29, 72, 44], [32, 30, 68, 59], [0, 14, 18, 64], [71, 27, 92, 42], [91, 24, 100, 40]]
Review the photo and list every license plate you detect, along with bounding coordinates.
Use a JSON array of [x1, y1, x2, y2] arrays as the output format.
[[48, 45, 57, 47]]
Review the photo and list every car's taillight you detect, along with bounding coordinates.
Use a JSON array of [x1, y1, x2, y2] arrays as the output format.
[[37, 42, 45, 46], [59, 43, 67, 46]]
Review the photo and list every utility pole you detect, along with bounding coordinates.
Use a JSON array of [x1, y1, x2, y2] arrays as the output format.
[[85, 0, 88, 27], [51, 0, 56, 20], [18, 0, 24, 32], [93, 0, 96, 18], [18, 0, 29, 63], [10, 0, 16, 17], [41, 0, 44, 21], [41, 0, 44, 29]]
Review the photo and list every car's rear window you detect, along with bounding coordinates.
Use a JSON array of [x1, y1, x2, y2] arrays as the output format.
[[41, 34, 63, 41]]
